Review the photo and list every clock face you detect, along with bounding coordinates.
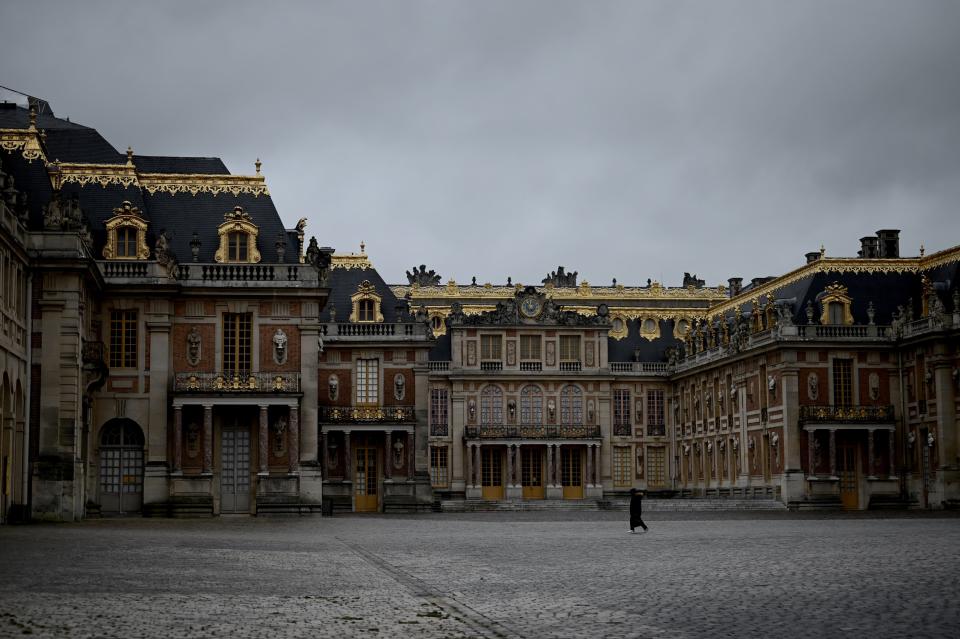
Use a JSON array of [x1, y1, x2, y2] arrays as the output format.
[[520, 295, 542, 318]]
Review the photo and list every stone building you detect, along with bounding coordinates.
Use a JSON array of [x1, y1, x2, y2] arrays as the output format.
[[0, 90, 958, 521]]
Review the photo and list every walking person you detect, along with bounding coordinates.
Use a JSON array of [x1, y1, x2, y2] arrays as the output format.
[[629, 488, 648, 533]]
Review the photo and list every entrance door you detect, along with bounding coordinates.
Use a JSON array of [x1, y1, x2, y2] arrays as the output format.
[[521, 447, 544, 499], [838, 443, 859, 510], [99, 419, 145, 514], [481, 447, 504, 500], [221, 428, 251, 513], [355, 446, 379, 512], [561, 447, 583, 499], [647, 446, 666, 489]]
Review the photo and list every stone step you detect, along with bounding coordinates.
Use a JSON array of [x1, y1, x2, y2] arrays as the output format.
[[439, 498, 788, 512]]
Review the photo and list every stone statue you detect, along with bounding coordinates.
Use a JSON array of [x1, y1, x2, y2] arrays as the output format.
[[272, 416, 287, 456], [155, 230, 178, 278], [868, 372, 880, 401], [406, 264, 442, 286], [272, 328, 288, 364], [542, 266, 578, 288], [328, 374, 339, 401], [636, 449, 644, 476], [393, 438, 405, 469], [394, 374, 405, 401], [682, 272, 705, 288], [186, 326, 202, 366]]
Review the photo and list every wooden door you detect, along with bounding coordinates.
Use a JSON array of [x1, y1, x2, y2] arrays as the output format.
[[221, 428, 251, 513], [355, 446, 379, 512], [561, 447, 583, 499], [838, 443, 859, 510], [521, 447, 545, 500], [481, 447, 504, 500]]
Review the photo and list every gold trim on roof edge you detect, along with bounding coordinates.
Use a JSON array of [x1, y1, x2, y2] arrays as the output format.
[[331, 253, 372, 269], [43, 162, 269, 196], [391, 282, 727, 301], [0, 129, 45, 162]]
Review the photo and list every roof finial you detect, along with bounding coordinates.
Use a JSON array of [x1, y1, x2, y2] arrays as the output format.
[[126, 146, 134, 166], [360, 240, 365, 254], [820, 244, 826, 257], [255, 158, 261, 175], [28, 105, 37, 128], [920, 243, 925, 257]]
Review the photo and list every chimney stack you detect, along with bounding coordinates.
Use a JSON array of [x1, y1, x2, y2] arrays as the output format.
[[805, 251, 821, 264], [728, 277, 743, 298], [877, 229, 900, 258], [859, 236, 879, 259]]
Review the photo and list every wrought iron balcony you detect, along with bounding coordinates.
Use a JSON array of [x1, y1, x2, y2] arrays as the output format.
[[320, 405, 415, 424], [465, 424, 601, 439], [173, 372, 301, 393], [799, 404, 894, 424]]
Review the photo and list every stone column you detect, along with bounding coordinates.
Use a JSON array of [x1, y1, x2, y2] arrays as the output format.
[[829, 429, 837, 478], [258, 405, 269, 475], [586, 444, 593, 487], [506, 443, 514, 487], [595, 445, 601, 486], [474, 444, 481, 486], [384, 432, 393, 480], [202, 404, 213, 475], [887, 429, 896, 479], [465, 442, 473, 488], [407, 430, 415, 480], [547, 444, 554, 487], [321, 430, 328, 476], [288, 405, 299, 474], [299, 322, 320, 464], [807, 428, 816, 478], [932, 351, 957, 477], [344, 431, 352, 482], [867, 429, 876, 479], [172, 405, 183, 474]]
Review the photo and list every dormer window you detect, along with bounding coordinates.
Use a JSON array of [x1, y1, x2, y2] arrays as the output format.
[[350, 280, 384, 323], [215, 206, 261, 263], [102, 201, 149, 260], [228, 231, 249, 262], [819, 283, 854, 325]]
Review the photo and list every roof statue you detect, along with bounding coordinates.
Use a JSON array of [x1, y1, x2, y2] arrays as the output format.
[[406, 264, 442, 286], [543, 266, 578, 287]]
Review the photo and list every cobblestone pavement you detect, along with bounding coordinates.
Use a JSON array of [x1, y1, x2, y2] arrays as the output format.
[[1, 512, 958, 638]]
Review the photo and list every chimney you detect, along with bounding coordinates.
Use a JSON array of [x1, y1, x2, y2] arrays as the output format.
[[859, 236, 879, 259], [877, 229, 900, 258], [805, 251, 821, 264], [728, 277, 743, 298]]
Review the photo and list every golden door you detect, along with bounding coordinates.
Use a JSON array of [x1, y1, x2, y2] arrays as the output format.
[[561, 447, 584, 500], [481, 447, 504, 500], [355, 446, 379, 512], [838, 444, 858, 510], [521, 448, 545, 500]]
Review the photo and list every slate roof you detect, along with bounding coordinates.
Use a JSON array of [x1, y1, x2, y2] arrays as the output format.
[[323, 266, 406, 322], [1, 102, 299, 264], [607, 319, 682, 362]]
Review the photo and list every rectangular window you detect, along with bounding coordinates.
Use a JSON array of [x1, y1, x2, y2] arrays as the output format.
[[833, 359, 853, 407], [559, 335, 580, 361], [430, 388, 449, 436], [613, 389, 631, 436], [356, 358, 380, 405], [109, 310, 138, 368], [480, 334, 502, 360], [519, 335, 541, 360], [430, 446, 449, 487], [222, 313, 252, 375], [647, 447, 666, 488], [228, 231, 249, 262], [646, 389, 665, 436], [613, 446, 632, 487], [116, 227, 138, 258]]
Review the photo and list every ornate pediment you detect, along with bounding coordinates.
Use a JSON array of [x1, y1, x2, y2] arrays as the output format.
[[102, 200, 150, 260], [214, 205, 261, 263], [446, 286, 610, 328]]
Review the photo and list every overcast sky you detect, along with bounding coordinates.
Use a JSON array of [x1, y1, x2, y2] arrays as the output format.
[[2, 1, 958, 286]]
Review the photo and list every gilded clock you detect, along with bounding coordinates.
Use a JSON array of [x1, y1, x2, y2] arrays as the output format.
[[520, 295, 542, 318]]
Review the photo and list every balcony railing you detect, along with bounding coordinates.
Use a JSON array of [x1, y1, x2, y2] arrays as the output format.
[[430, 422, 449, 436], [559, 361, 582, 372], [480, 361, 503, 371], [428, 361, 450, 372], [799, 404, 895, 424], [321, 322, 428, 341], [98, 261, 319, 287], [647, 424, 666, 437], [173, 371, 301, 393], [519, 361, 543, 372], [320, 405, 415, 424], [465, 424, 601, 439], [610, 362, 670, 375]]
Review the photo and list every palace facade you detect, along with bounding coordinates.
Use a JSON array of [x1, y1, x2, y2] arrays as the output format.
[[0, 92, 958, 522]]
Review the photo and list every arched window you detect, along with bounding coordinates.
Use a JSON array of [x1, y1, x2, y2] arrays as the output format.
[[350, 280, 383, 323], [560, 385, 583, 425], [520, 385, 543, 425], [102, 201, 149, 260], [228, 231, 249, 262], [480, 385, 503, 425]]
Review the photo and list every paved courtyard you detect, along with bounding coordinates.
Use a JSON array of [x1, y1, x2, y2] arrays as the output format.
[[1, 511, 958, 638]]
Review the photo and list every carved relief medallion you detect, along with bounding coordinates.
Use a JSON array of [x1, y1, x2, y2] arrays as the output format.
[[807, 372, 819, 401], [186, 326, 202, 366]]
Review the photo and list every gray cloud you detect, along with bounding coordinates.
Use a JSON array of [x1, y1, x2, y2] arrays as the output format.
[[2, 0, 958, 286]]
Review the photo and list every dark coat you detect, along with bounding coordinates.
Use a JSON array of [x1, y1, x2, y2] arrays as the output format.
[[630, 493, 643, 517]]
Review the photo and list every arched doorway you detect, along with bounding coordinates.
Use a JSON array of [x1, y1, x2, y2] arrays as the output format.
[[99, 419, 145, 514]]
